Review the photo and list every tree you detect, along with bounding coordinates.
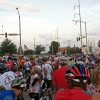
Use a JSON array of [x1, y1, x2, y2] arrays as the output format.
[[98, 40, 100, 47], [0, 39, 17, 55], [18, 46, 23, 55], [35, 45, 45, 54], [49, 41, 60, 55], [66, 47, 81, 55], [24, 49, 34, 55]]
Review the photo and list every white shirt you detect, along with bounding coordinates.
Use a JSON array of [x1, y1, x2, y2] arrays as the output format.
[[30, 74, 41, 93], [0, 71, 16, 90], [42, 63, 53, 80]]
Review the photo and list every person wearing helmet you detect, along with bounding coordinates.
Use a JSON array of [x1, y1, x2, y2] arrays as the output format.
[[41, 57, 53, 89], [0, 70, 16, 90], [0, 62, 17, 90], [54, 64, 92, 100], [0, 62, 9, 75], [0, 78, 26, 100], [29, 65, 42, 100], [11, 78, 27, 100], [24, 58, 32, 75], [52, 59, 69, 92]]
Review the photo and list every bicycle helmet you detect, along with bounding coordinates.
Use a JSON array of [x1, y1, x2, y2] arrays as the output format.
[[0, 63, 9, 74], [65, 64, 90, 83], [35, 65, 41, 70], [60, 58, 67, 66], [11, 78, 26, 89]]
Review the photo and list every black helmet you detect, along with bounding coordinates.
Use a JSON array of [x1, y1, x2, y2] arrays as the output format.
[[11, 78, 26, 89], [0, 63, 9, 74]]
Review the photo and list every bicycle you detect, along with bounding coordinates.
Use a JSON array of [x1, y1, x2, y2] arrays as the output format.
[[39, 88, 52, 100]]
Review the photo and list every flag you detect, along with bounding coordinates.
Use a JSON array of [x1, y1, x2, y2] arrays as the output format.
[[24, 44, 28, 51]]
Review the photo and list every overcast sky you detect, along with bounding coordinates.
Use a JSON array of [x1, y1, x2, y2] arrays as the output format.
[[0, 0, 100, 50]]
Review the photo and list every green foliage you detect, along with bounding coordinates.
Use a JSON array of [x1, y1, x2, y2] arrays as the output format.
[[49, 41, 60, 55], [0, 39, 17, 55], [67, 47, 81, 55], [35, 45, 45, 54], [24, 49, 34, 55], [18, 46, 23, 55]]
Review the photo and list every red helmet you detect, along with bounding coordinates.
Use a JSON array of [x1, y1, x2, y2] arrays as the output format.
[[66, 64, 90, 83]]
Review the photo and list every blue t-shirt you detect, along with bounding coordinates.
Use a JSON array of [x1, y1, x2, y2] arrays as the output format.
[[0, 90, 15, 100]]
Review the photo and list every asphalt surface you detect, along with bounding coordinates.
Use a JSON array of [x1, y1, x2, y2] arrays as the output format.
[[23, 92, 31, 100]]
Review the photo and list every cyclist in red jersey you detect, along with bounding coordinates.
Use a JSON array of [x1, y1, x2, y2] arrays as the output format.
[[52, 59, 69, 91], [54, 64, 92, 100]]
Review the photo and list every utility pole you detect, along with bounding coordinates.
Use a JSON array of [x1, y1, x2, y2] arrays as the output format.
[[68, 40, 70, 47], [2, 25, 3, 34], [84, 22, 88, 47], [78, 0, 82, 49], [73, 20, 88, 48], [74, 0, 82, 49], [57, 28, 59, 53], [16, 7, 22, 55], [34, 37, 35, 55], [51, 34, 53, 55]]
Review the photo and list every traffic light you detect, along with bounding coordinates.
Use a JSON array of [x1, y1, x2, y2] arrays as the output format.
[[76, 37, 80, 42], [5, 32, 7, 38]]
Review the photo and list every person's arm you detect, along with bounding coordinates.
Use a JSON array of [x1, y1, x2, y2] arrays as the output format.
[[0, 86, 6, 90], [32, 76, 40, 86], [43, 67, 47, 79], [92, 92, 100, 100], [52, 72, 56, 88]]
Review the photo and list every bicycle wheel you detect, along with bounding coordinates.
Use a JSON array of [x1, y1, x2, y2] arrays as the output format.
[[40, 96, 48, 100]]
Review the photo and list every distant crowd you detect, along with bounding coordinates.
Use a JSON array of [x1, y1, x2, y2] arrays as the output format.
[[0, 53, 100, 100]]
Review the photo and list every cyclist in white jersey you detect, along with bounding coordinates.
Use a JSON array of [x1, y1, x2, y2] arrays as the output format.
[[42, 58, 53, 89]]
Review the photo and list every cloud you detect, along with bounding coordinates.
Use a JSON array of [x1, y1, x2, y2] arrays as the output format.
[[38, 34, 51, 41], [0, 1, 40, 13], [0, 0, 9, 5], [20, 4, 40, 12], [92, 5, 100, 13], [87, 5, 100, 15], [0, 6, 16, 12], [0, 8, 9, 12], [84, 5, 100, 15], [88, 32, 100, 36]]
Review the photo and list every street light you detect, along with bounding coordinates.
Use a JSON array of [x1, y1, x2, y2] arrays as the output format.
[[81, 21, 87, 47], [74, 0, 82, 49], [16, 7, 22, 55], [73, 20, 88, 47]]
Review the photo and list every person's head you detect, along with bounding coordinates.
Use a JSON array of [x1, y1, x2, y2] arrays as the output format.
[[11, 78, 26, 97], [30, 56, 34, 61], [32, 65, 41, 74], [0, 63, 9, 74], [91, 66, 100, 88], [41, 57, 46, 64], [60, 59, 67, 66], [25, 58, 30, 62], [12, 63, 19, 72], [65, 64, 90, 91]]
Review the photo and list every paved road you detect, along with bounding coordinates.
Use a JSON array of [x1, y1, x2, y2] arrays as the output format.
[[23, 92, 31, 100]]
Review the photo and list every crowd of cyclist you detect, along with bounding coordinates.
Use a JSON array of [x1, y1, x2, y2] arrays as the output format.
[[0, 53, 100, 100]]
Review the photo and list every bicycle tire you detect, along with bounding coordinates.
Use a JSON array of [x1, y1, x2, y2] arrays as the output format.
[[40, 97, 48, 100]]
